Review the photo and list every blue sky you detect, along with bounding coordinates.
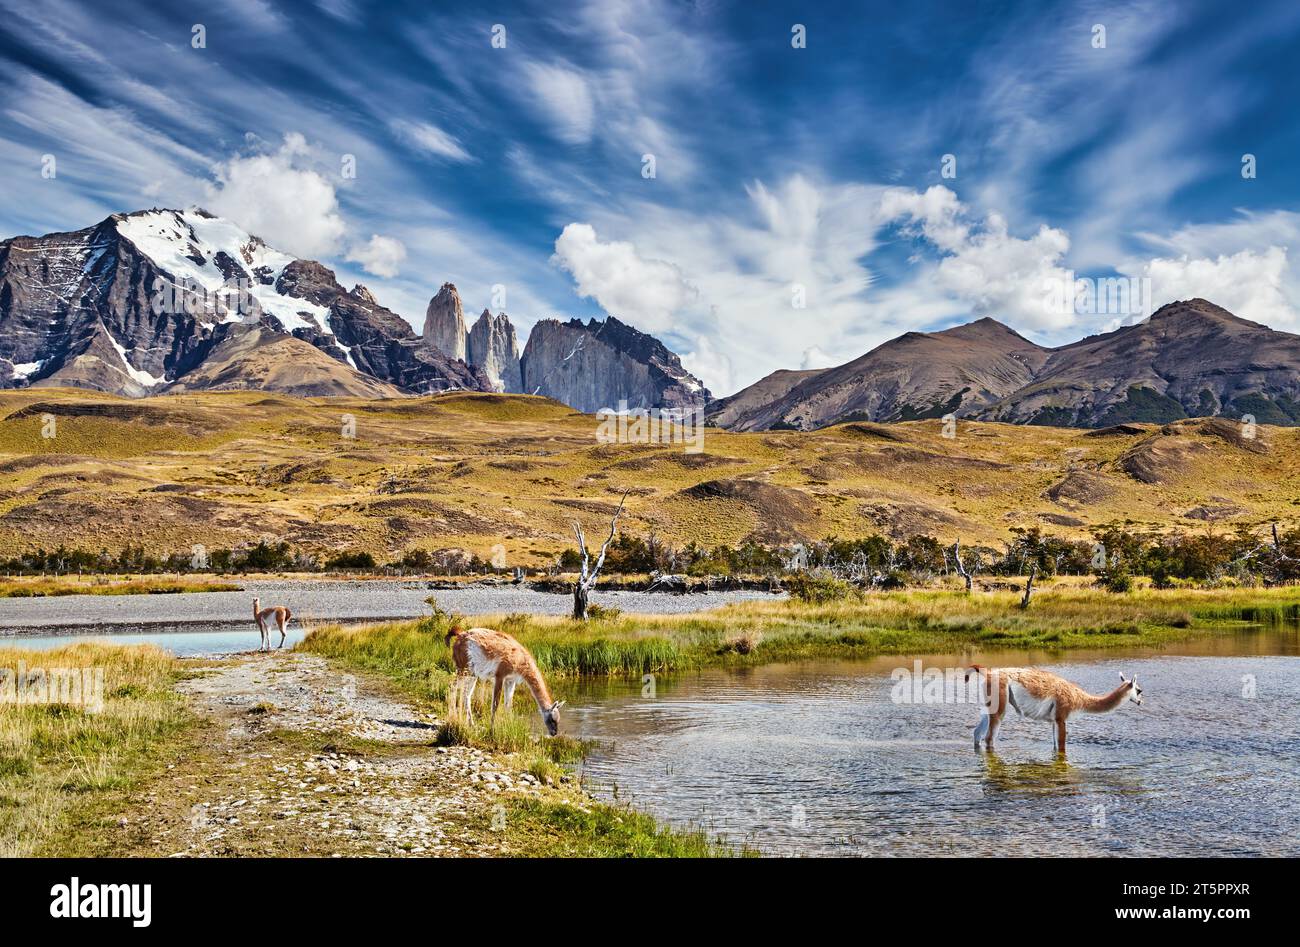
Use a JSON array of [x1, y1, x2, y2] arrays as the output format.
[[2, 0, 1299, 394]]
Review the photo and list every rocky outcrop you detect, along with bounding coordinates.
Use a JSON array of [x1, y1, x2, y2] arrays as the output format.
[[520, 316, 710, 414], [422, 282, 467, 362], [0, 209, 489, 397], [467, 308, 522, 393], [273, 261, 485, 394]]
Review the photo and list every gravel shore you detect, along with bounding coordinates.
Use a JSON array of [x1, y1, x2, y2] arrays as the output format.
[[0, 580, 781, 634]]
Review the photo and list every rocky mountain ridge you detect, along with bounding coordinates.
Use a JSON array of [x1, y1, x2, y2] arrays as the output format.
[[420, 283, 524, 393], [0, 209, 708, 408], [0, 209, 486, 397], [717, 300, 1300, 429], [6, 212, 1295, 429]]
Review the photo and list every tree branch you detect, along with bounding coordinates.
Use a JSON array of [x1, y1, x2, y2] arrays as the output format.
[[588, 490, 628, 585]]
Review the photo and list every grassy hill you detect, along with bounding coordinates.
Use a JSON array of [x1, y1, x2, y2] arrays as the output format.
[[0, 388, 1297, 566]]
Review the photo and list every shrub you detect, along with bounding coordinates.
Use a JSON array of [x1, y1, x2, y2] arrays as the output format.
[[1099, 563, 1134, 593], [784, 573, 862, 604], [325, 551, 376, 570]]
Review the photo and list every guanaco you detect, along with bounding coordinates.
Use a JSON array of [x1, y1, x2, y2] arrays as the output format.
[[965, 665, 1142, 753], [252, 597, 292, 651], [445, 625, 564, 735]]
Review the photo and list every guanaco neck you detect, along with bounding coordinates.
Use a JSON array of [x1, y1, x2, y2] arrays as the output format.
[[520, 664, 554, 711], [1082, 683, 1130, 713]]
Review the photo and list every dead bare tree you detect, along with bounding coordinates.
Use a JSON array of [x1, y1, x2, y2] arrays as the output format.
[[951, 539, 975, 593], [1231, 522, 1297, 568], [1020, 564, 1038, 609], [571, 491, 628, 620]]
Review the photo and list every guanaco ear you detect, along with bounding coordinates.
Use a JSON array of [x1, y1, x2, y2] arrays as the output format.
[[552, 700, 566, 711], [1119, 672, 1129, 683]]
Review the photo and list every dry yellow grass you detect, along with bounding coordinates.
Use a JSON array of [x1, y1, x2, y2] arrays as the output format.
[[0, 574, 240, 597], [0, 388, 1296, 565], [0, 642, 186, 856]]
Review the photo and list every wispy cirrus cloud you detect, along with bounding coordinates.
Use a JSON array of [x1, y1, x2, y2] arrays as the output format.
[[389, 119, 473, 163]]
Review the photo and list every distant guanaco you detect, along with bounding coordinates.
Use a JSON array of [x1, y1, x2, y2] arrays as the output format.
[[445, 625, 564, 735], [965, 665, 1142, 753], [252, 597, 292, 651]]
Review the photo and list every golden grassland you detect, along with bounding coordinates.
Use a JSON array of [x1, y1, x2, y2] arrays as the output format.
[[0, 388, 1297, 566]]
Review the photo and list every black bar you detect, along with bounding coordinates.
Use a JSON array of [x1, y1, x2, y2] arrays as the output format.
[[0, 856, 1282, 932]]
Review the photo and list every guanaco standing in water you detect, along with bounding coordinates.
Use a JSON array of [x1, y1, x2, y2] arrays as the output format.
[[965, 665, 1142, 753], [252, 597, 292, 651], [445, 625, 564, 735]]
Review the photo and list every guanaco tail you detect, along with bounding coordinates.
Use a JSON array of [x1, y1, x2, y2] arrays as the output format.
[[252, 597, 292, 652], [965, 665, 1142, 753], [445, 625, 564, 735]]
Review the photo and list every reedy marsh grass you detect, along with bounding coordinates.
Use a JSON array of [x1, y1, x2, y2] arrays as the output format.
[[299, 583, 1300, 693]]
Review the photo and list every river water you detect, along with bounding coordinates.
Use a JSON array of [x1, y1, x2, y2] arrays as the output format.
[[569, 628, 1300, 856], [0, 583, 778, 651]]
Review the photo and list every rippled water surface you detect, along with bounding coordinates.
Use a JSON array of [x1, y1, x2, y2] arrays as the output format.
[[571, 630, 1300, 856]]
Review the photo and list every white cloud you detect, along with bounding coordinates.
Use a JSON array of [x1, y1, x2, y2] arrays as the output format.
[[873, 186, 1080, 332], [315, 0, 358, 21], [204, 133, 346, 258], [680, 334, 732, 395], [346, 234, 408, 279], [390, 119, 472, 163], [570, 175, 890, 392], [930, 217, 1074, 331], [800, 347, 838, 370], [225, 0, 287, 31], [1122, 210, 1300, 330], [1132, 247, 1297, 330], [1137, 209, 1300, 258], [879, 185, 969, 251], [551, 223, 698, 333], [525, 62, 595, 145]]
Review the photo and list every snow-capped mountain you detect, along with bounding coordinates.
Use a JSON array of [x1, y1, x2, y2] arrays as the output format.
[[0, 207, 716, 409], [0, 208, 486, 397]]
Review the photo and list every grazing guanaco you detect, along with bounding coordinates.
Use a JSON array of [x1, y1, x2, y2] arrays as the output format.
[[445, 625, 564, 735], [965, 665, 1142, 753], [252, 597, 292, 651]]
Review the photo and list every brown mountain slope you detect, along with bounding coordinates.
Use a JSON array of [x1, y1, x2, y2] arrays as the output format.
[[982, 299, 1300, 426], [724, 318, 1050, 431], [717, 299, 1300, 431], [706, 368, 824, 427], [163, 327, 404, 398]]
